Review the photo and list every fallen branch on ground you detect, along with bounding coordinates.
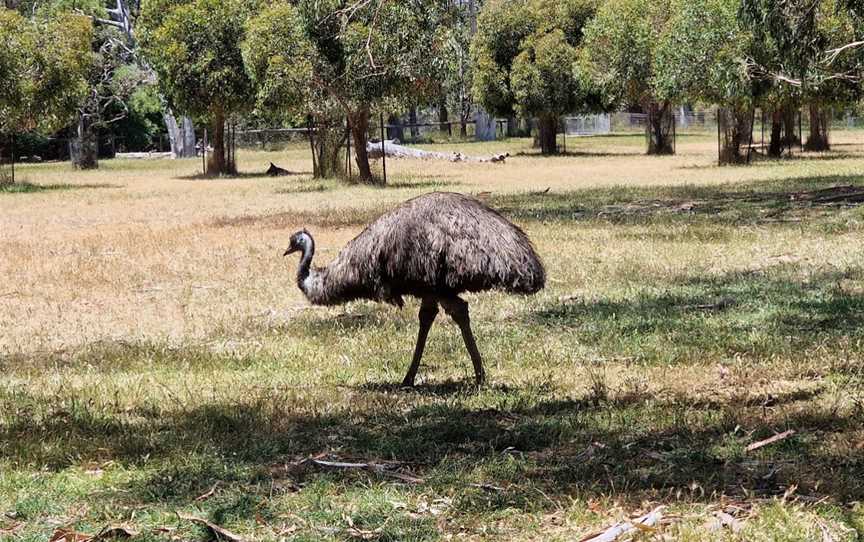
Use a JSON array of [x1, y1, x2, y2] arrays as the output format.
[[367, 140, 509, 163], [48, 525, 139, 542], [194, 481, 220, 502], [746, 430, 796, 452], [177, 513, 247, 542], [299, 458, 425, 484], [115, 151, 173, 160], [579, 507, 665, 542]]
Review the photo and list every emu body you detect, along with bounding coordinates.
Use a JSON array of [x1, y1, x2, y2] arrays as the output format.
[[284, 192, 545, 386]]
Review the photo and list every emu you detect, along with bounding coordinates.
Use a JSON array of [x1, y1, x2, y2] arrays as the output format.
[[284, 192, 545, 386]]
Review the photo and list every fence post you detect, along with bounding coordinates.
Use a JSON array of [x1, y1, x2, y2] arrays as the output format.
[[308, 117, 317, 177], [562, 118, 566, 154], [747, 107, 755, 165], [672, 110, 676, 154], [717, 108, 721, 164], [202, 128, 207, 175], [380, 112, 387, 184], [11, 133, 15, 184], [798, 108, 803, 150], [346, 118, 351, 179]]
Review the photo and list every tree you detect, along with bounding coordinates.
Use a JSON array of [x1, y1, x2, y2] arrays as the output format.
[[244, 0, 442, 184], [801, 1, 861, 150], [139, 0, 256, 175], [439, 1, 478, 138], [97, 0, 198, 160], [241, 2, 341, 178], [471, 0, 600, 154], [0, 9, 92, 179], [654, 0, 756, 163], [70, 27, 150, 169], [582, 0, 676, 155], [736, 0, 864, 156]]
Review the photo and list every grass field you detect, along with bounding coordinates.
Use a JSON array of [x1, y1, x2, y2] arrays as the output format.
[[2, 132, 864, 541]]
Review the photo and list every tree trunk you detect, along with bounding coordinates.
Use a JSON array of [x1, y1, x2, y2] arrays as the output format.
[[645, 101, 674, 155], [438, 101, 448, 125], [181, 116, 196, 156], [409, 107, 419, 141], [207, 108, 233, 175], [163, 112, 197, 158], [70, 115, 99, 169], [718, 106, 752, 165], [506, 115, 518, 138], [782, 105, 798, 147], [768, 109, 784, 157], [316, 124, 344, 178], [474, 107, 497, 141], [387, 115, 404, 142], [537, 114, 558, 155], [349, 108, 377, 184], [805, 102, 830, 151]]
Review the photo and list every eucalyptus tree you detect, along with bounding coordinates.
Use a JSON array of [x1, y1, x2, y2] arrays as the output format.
[[471, 0, 600, 154], [244, 0, 443, 184], [800, 1, 861, 150], [738, 0, 864, 154], [139, 0, 257, 175], [582, 0, 677, 155], [0, 9, 92, 176], [439, 3, 476, 138], [654, 0, 756, 163]]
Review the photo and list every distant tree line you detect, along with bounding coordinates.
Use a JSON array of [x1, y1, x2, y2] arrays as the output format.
[[2, 0, 864, 180]]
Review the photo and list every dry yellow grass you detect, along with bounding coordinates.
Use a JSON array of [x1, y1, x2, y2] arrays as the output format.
[[3, 132, 863, 357]]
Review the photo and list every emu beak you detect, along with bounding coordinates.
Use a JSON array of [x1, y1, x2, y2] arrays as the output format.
[[283, 247, 297, 256]]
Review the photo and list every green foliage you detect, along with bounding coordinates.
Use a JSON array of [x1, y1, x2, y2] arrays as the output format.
[[471, 0, 600, 118], [436, 5, 476, 128], [139, 0, 257, 121], [738, 0, 863, 105], [653, 0, 754, 107], [241, 2, 313, 124], [244, 0, 444, 180], [112, 83, 168, 151], [806, 0, 862, 103], [245, 0, 442, 116], [0, 9, 93, 134], [35, 0, 107, 18], [510, 30, 581, 118], [581, 0, 674, 108]]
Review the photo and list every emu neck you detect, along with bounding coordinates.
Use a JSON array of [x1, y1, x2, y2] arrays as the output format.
[[297, 236, 315, 294]]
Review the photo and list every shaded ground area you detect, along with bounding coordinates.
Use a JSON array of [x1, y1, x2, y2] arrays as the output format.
[[0, 181, 118, 194], [489, 174, 864, 226], [532, 268, 864, 363]]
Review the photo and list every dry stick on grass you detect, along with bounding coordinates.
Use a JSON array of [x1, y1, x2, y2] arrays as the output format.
[[302, 458, 425, 484], [745, 430, 796, 452], [177, 513, 246, 542], [579, 507, 665, 542], [194, 481, 220, 502]]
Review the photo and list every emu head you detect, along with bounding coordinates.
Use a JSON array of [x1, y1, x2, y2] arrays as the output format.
[[283, 229, 313, 257]]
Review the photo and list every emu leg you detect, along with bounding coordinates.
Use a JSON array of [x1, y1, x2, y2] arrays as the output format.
[[402, 298, 439, 387], [441, 297, 485, 386]]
